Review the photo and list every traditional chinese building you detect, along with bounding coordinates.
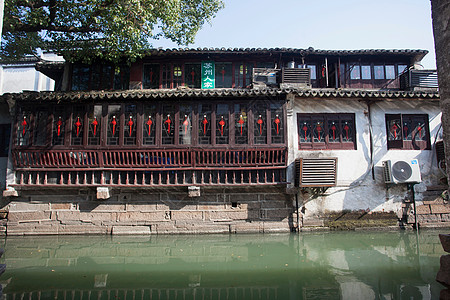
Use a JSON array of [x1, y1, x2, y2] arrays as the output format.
[[1, 48, 445, 235]]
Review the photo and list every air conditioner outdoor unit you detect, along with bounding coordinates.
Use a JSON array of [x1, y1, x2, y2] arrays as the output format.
[[383, 159, 421, 184]]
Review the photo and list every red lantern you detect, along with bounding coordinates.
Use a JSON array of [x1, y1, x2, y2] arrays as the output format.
[[75, 117, 82, 137], [344, 122, 350, 140], [127, 116, 134, 136], [390, 123, 399, 139], [302, 122, 308, 141], [274, 115, 281, 135], [417, 123, 423, 139], [238, 115, 245, 136], [56, 117, 63, 137], [218, 116, 226, 136], [21, 116, 28, 136], [92, 117, 98, 136], [111, 116, 117, 136], [164, 115, 171, 134], [330, 122, 337, 140], [315, 122, 322, 140], [257, 115, 263, 135], [202, 115, 208, 136], [146, 116, 153, 136]]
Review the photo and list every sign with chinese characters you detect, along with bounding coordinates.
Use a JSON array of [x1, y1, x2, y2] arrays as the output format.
[[201, 61, 215, 89]]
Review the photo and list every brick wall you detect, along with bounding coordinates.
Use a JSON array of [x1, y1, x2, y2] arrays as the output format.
[[5, 186, 296, 235]]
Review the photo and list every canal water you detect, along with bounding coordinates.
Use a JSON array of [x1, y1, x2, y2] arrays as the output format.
[[0, 230, 445, 300]]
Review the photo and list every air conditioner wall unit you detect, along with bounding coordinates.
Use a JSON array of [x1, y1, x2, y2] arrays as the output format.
[[383, 159, 421, 184]]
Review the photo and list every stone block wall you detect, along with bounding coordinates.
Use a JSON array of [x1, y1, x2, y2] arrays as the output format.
[[4, 186, 296, 235]]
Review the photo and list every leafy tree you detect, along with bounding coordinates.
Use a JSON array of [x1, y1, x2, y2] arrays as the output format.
[[1, 0, 224, 62]]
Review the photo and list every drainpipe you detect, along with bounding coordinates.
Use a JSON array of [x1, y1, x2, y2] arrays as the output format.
[[409, 183, 419, 231], [325, 57, 329, 87], [366, 100, 375, 180]]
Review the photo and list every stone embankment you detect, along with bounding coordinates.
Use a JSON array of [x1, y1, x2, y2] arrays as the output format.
[[409, 185, 450, 228]]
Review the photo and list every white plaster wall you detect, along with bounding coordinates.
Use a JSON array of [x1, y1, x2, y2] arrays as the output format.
[[289, 97, 442, 217]]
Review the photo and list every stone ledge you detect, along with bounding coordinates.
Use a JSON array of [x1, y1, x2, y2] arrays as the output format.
[[112, 226, 151, 235]]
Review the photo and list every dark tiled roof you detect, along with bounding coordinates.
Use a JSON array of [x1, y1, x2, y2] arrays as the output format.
[[3, 88, 439, 102], [143, 47, 428, 57]]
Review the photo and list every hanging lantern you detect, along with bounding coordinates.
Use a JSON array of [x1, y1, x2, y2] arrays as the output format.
[[257, 115, 263, 135], [330, 122, 337, 141], [238, 115, 245, 136], [56, 116, 63, 137], [21, 116, 28, 136], [146, 116, 153, 136], [417, 123, 423, 139], [127, 115, 134, 136], [390, 122, 399, 139], [202, 115, 208, 136], [75, 117, 82, 137], [164, 115, 171, 135], [315, 122, 322, 141], [218, 116, 226, 136], [111, 116, 117, 136], [302, 122, 309, 141], [343, 122, 350, 141], [273, 115, 281, 135], [92, 117, 98, 136]]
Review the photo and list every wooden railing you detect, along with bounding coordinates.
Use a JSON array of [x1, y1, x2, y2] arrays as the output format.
[[13, 148, 286, 170], [11, 148, 287, 186]]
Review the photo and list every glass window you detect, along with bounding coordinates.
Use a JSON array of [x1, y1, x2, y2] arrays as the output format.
[[143, 64, 160, 89], [88, 105, 102, 145], [385, 65, 395, 79], [234, 104, 248, 145], [71, 105, 85, 146], [173, 64, 183, 88], [215, 63, 232, 88], [198, 104, 212, 144], [361, 65, 371, 80], [52, 107, 66, 146], [162, 105, 175, 144], [17, 109, 31, 146], [254, 104, 267, 144], [184, 63, 201, 88], [114, 66, 130, 90], [124, 104, 137, 145], [386, 114, 430, 150], [398, 65, 408, 75], [179, 105, 192, 145], [143, 104, 156, 145], [297, 113, 356, 150], [161, 64, 171, 89], [72, 65, 90, 91], [307, 65, 317, 80], [271, 103, 284, 144], [350, 64, 361, 80], [107, 105, 121, 145], [374, 65, 385, 79], [216, 104, 229, 144]]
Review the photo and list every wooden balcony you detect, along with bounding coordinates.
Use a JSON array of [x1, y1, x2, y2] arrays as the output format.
[[11, 148, 287, 187]]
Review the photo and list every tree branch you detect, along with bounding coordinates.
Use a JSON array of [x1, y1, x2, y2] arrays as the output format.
[[10, 23, 101, 33]]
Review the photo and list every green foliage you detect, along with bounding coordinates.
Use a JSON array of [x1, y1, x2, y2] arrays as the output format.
[[2, 0, 224, 63]]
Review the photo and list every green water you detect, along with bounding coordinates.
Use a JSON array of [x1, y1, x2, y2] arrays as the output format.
[[0, 230, 445, 299]]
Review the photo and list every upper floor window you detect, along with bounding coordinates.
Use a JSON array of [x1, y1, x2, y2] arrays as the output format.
[[297, 113, 356, 150], [0, 124, 11, 157], [72, 64, 129, 91], [385, 114, 430, 150]]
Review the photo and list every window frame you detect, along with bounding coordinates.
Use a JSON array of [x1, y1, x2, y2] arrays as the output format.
[[297, 113, 357, 150], [385, 113, 431, 150]]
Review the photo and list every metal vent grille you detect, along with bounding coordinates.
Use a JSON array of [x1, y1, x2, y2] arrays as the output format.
[[282, 68, 311, 84], [295, 158, 337, 187]]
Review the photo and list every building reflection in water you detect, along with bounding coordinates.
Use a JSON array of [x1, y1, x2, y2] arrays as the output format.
[[0, 231, 444, 299]]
